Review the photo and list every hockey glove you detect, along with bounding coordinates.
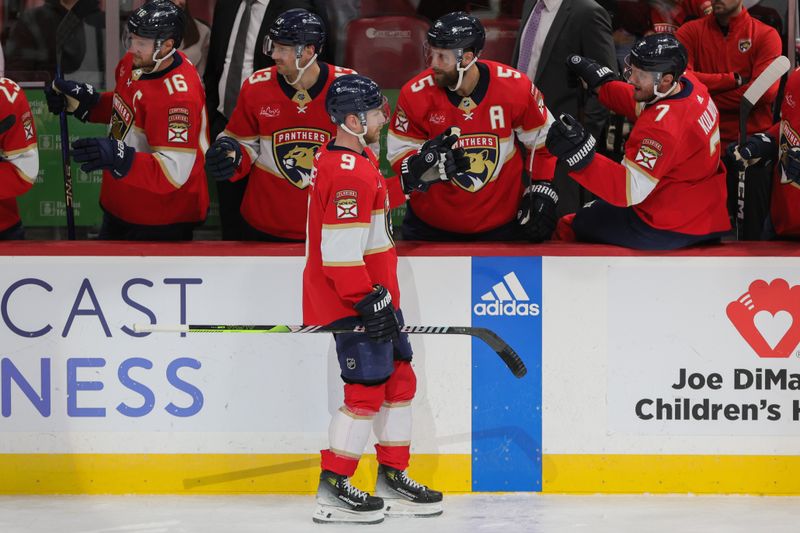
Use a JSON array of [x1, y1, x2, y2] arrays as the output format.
[[45, 79, 100, 122], [546, 113, 597, 171], [565, 55, 618, 93], [400, 127, 469, 193], [0, 114, 15, 135], [781, 145, 800, 185], [71, 137, 135, 179], [353, 284, 401, 344], [517, 180, 559, 243], [725, 133, 777, 170], [205, 136, 242, 181]]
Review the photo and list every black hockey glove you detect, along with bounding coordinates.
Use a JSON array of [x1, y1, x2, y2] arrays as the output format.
[[45, 79, 99, 122], [71, 137, 135, 179], [400, 127, 469, 193], [0, 114, 15, 135], [546, 114, 597, 171], [781, 146, 800, 185], [565, 55, 618, 93], [353, 284, 401, 343], [205, 136, 242, 181], [517, 180, 559, 243], [725, 133, 777, 170]]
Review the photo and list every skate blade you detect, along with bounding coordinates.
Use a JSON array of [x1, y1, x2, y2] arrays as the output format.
[[382, 498, 443, 518], [312, 504, 385, 524]]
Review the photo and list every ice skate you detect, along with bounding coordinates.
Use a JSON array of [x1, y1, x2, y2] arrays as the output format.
[[312, 470, 384, 524], [374, 464, 443, 517]]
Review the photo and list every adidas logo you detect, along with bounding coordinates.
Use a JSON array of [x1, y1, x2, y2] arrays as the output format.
[[473, 272, 540, 317]]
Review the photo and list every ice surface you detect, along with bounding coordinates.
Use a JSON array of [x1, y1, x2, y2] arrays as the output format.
[[0, 493, 797, 533]]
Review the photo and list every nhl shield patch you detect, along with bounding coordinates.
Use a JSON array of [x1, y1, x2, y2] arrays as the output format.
[[272, 127, 330, 189], [335, 189, 358, 219], [452, 134, 500, 192], [738, 39, 752, 53]]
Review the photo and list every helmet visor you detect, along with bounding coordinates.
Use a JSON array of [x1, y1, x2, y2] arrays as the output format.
[[424, 43, 459, 69]]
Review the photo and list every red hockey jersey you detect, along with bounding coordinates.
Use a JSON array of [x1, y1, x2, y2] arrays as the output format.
[[676, 8, 782, 143], [571, 75, 730, 235], [88, 52, 209, 226], [767, 68, 800, 238], [223, 63, 355, 240], [387, 60, 556, 234], [303, 141, 400, 326], [0, 77, 37, 232]]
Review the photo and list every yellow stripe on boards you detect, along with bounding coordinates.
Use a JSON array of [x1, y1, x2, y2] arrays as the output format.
[[543, 454, 800, 494], [0, 454, 471, 495]]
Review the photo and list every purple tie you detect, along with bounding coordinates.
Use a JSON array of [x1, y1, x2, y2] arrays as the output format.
[[517, 0, 546, 75]]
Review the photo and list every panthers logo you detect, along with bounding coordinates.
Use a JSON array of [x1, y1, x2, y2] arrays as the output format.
[[451, 134, 500, 192], [272, 128, 331, 188]]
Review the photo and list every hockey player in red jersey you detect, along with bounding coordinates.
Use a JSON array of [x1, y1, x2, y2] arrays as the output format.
[[44, 0, 208, 240], [204, 9, 356, 241], [305, 74, 443, 524], [0, 77, 38, 240], [546, 33, 730, 249], [728, 67, 800, 239], [387, 11, 559, 242]]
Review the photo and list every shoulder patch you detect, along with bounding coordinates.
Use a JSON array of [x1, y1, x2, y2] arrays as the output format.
[[635, 141, 661, 170], [394, 107, 409, 133], [335, 189, 359, 219], [168, 107, 190, 143]]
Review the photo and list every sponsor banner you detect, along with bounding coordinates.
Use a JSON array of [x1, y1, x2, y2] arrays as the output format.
[[0, 256, 471, 455], [471, 257, 542, 491], [608, 261, 800, 436]]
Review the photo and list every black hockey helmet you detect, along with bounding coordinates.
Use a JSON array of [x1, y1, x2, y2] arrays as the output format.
[[427, 11, 485, 56], [326, 74, 387, 126], [268, 8, 326, 54], [127, 0, 185, 48], [628, 33, 688, 78]]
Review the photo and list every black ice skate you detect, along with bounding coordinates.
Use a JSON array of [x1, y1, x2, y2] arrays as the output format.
[[374, 464, 443, 517], [312, 470, 385, 524]]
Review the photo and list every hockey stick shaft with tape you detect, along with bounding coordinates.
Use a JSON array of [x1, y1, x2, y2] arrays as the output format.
[[736, 55, 791, 240], [134, 323, 527, 378]]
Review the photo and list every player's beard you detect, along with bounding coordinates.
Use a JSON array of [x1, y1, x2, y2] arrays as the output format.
[[432, 68, 459, 89], [364, 127, 381, 145], [132, 52, 156, 71]]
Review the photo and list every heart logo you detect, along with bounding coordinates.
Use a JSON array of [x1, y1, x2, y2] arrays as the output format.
[[726, 279, 800, 358]]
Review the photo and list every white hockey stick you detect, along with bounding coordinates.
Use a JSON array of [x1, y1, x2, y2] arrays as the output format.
[[736, 55, 791, 240]]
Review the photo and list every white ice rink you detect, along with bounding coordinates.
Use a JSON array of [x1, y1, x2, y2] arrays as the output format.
[[1, 494, 798, 533]]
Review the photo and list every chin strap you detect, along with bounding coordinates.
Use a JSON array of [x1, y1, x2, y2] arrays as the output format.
[[341, 122, 368, 147], [646, 73, 680, 104], [145, 40, 177, 74], [283, 45, 318, 85], [448, 49, 478, 92]]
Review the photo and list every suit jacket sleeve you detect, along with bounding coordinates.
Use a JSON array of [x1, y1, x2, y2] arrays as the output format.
[[575, 0, 617, 138]]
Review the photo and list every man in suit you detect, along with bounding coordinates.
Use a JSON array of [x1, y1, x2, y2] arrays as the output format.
[[512, 0, 616, 216], [204, 0, 318, 239]]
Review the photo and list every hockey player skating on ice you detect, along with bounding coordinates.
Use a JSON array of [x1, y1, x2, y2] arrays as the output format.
[[546, 33, 730, 249], [44, 0, 209, 240], [386, 11, 559, 242], [304, 74, 445, 524], [204, 9, 356, 241]]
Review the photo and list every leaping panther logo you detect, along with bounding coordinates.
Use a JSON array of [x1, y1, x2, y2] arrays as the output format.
[[272, 128, 331, 188], [451, 134, 500, 192]]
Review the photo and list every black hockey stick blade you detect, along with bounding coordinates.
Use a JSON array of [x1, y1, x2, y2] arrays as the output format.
[[134, 323, 528, 378]]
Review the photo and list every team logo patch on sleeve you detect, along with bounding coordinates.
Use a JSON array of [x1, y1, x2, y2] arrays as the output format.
[[22, 112, 34, 141], [738, 39, 751, 53], [273, 128, 330, 189], [635, 139, 662, 170], [394, 107, 409, 133], [167, 107, 190, 143], [110, 94, 134, 141], [335, 189, 358, 219]]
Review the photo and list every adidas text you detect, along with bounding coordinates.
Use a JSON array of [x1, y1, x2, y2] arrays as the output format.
[[473, 301, 540, 317]]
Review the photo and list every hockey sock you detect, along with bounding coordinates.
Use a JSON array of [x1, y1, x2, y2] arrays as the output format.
[[374, 361, 416, 470]]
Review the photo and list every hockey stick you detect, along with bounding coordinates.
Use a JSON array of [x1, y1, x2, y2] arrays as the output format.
[[133, 323, 528, 378], [735, 55, 791, 240], [54, 9, 83, 241]]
